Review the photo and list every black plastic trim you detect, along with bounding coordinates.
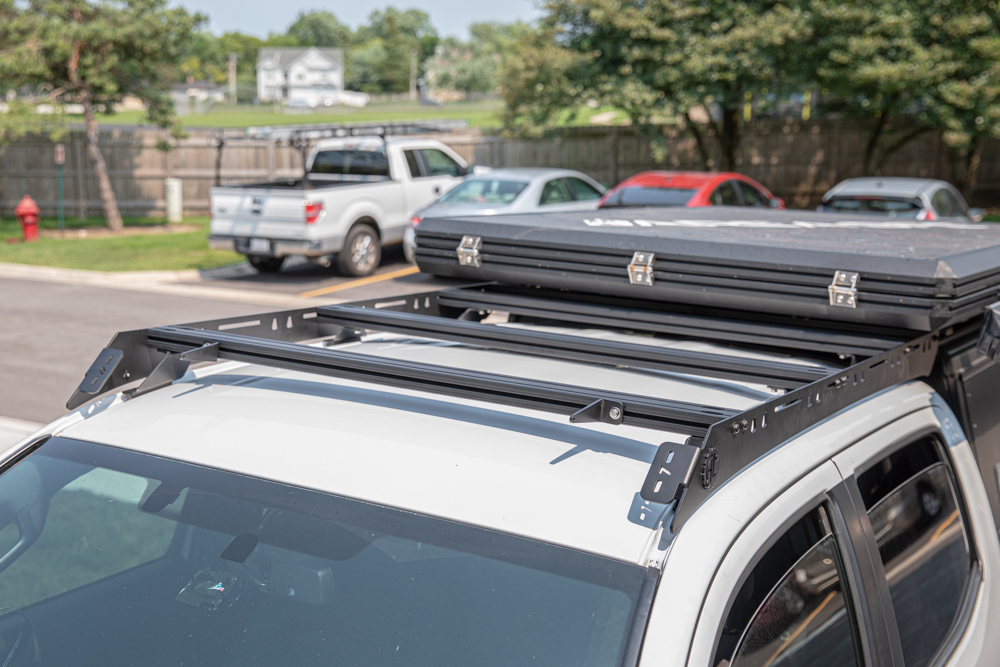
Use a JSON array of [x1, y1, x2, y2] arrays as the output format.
[[619, 566, 660, 667]]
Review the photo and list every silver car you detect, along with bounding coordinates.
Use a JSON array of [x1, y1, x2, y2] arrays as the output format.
[[818, 177, 985, 221], [403, 168, 606, 263]]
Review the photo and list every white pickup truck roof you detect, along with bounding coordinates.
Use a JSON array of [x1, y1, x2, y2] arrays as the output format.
[[55, 329, 792, 566]]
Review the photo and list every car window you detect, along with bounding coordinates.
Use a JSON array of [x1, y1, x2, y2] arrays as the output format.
[[0, 464, 175, 612], [738, 182, 767, 207], [601, 186, 697, 208], [0, 437, 650, 667], [931, 188, 963, 217], [540, 179, 573, 205], [715, 506, 860, 667], [310, 149, 390, 177], [566, 177, 603, 201], [857, 437, 973, 667], [437, 179, 528, 204], [418, 149, 462, 177], [404, 150, 422, 178], [712, 181, 741, 206], [823, 197, 923, 218]]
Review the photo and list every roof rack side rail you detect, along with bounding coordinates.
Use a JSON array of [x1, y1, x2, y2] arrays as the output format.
[[641, 331, 940, 533], [318, 304, 829, 389], [68, 324, 738, 438]]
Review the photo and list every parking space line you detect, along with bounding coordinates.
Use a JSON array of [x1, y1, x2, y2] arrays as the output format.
[[298, 265, 420, 298]]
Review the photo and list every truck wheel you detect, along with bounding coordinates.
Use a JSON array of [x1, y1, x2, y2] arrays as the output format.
[[247, 254, 285, 273], [337, 224, 381, 276]]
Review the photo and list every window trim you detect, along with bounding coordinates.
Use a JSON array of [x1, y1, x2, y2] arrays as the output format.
[[712, 180, 744, 207], [709, 493, 872, 667], [849, 427, 982, 667]]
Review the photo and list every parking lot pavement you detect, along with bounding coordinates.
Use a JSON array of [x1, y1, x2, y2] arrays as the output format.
[[0, 416, 42, 451], [0, 260, 460, 425]]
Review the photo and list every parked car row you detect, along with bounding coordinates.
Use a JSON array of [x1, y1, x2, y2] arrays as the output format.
[[208, 137, 986, 276]]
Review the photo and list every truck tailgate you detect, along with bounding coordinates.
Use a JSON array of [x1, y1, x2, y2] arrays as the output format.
[[210, 188, 311, 240]]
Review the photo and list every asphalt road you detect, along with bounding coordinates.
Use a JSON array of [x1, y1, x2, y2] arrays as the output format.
[[0, 259, 457, 425]]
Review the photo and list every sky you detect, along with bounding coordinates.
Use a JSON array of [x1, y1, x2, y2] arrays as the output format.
[[176, 0, 543, 39]]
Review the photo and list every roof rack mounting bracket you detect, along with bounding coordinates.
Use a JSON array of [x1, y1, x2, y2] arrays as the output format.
[[126, 342, 219, 400], [640, 438, 702, 504], [628, 251, 656, 286], [828, 270, 859, 308], [569, 399, 625, 426], [976, 299, 1000, 362], [457, 236, 482, 268]]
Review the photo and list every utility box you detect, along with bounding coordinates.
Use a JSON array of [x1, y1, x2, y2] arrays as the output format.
[[165, 178, 183, 224]]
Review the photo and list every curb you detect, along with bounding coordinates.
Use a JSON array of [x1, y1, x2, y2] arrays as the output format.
[[0, 261, 317, 307]]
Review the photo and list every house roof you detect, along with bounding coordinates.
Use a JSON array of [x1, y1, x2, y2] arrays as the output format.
[[257, 47, 343, 70]]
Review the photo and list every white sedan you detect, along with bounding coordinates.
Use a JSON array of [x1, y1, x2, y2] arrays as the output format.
[[403, 168, 606, 262]]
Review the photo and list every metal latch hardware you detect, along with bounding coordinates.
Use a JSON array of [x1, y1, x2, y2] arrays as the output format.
[[457, 235, 482, 268], [828, 270, 859, 308], [628, 251, 656, 286]]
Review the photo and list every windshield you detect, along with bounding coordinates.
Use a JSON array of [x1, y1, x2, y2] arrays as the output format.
[[820, 197, 923, 218], [0, 438, 648, 666], [601, 186, 697, 208], [437, 179, 528, 204], [310, 149, 390, 179]]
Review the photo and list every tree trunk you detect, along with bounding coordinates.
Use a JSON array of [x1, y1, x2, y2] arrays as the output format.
[[963, 135, 982, 199], [719, 105, 739, 171], [685, 109, 712, 170], [863, 111, 889, 176], [81, 93, 123, 232]]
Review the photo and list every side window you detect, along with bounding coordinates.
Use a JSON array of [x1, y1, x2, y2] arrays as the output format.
[[404, 150, 422, 178], [738, 183, 767, 207], [714, 506, 860, 667], [931, 188, 962, 217], [566, 177, 603, 201], [540, 179, 573, 205], [418, 149, 462, 177], [857, 437, 973, 667], [0, 465, 175, 612], [712, 181, 741, 206]]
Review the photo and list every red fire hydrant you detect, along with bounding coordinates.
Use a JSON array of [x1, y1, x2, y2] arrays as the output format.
[[15, 195, 40, 243]]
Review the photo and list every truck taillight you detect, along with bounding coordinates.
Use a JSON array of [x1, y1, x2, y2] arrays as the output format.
[[305, 201, 323, 224], [409, 216, 421, 228]]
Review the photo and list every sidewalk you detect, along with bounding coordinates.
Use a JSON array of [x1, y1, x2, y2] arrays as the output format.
[[0, 416, 42, 450]]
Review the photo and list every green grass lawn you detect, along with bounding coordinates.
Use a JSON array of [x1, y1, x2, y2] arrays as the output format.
[[0, 216, 243, 272], [985, 214, 1000, 222]]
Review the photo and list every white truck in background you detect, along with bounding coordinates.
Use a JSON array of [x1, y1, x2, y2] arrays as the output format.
[[208, 137, 471, 275]]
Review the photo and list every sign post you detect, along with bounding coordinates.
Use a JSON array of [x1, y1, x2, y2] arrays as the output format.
[[55, 143, 65, 233]]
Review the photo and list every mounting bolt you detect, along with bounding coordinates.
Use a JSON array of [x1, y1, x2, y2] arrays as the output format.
[[741, 419, 750, 431], [732, 422, 741, 435], [608, 407, 622, 420]]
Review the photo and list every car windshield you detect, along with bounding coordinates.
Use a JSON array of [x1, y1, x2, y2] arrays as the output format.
[[821, 197, 923, 217], [310, 149, 390, 179], [601, 186, 697, 208], [0, 437, 648, 667], [438, 179, 529, 204]]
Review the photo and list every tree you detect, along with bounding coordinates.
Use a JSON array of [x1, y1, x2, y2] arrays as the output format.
[[347, 8, 439, 93], [287, 10, 353, 48], [431, 23, 530, 99], [3, 0, 202, 231], [503, 0, 817, 168]]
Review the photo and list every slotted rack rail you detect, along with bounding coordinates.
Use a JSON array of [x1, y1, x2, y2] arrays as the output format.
[[68, 284, 944, 532]]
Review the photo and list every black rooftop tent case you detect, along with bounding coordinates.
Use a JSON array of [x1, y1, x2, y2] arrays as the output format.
[[414, 207, 1000, 332]]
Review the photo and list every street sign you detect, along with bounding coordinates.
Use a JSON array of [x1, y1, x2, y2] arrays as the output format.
[[55, 143, 65, 165]]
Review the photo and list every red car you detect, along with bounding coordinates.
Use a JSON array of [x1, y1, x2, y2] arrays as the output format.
[[598, 171, 784, 209]]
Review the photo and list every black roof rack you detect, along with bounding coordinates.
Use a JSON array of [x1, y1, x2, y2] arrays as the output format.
[[67, 285, 949, 534]]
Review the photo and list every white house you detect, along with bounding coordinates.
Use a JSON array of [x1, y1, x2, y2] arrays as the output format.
[[256, 47, 345, 106]]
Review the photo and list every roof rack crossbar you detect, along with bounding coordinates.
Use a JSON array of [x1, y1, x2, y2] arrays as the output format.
[[318, 304, 828, 389], [641, 330, 940, 533], [68, 324, 737, 437], [438, 287, 905, 358]]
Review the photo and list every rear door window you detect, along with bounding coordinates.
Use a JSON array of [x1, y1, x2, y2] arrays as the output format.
[[540, 179, 573, 205], [403, 150, 422, 178], [712, 181, 742, 206], [715, 506, 861, 667], [931, 189, 963, 217], [738, 182, 768, 207], [566, 177, 603, 201], [418, 149, 462, 177], [857, 437, 974, 667]]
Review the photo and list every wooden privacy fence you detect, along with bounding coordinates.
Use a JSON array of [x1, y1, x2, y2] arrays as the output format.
[[1, 120, 997, 218]]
